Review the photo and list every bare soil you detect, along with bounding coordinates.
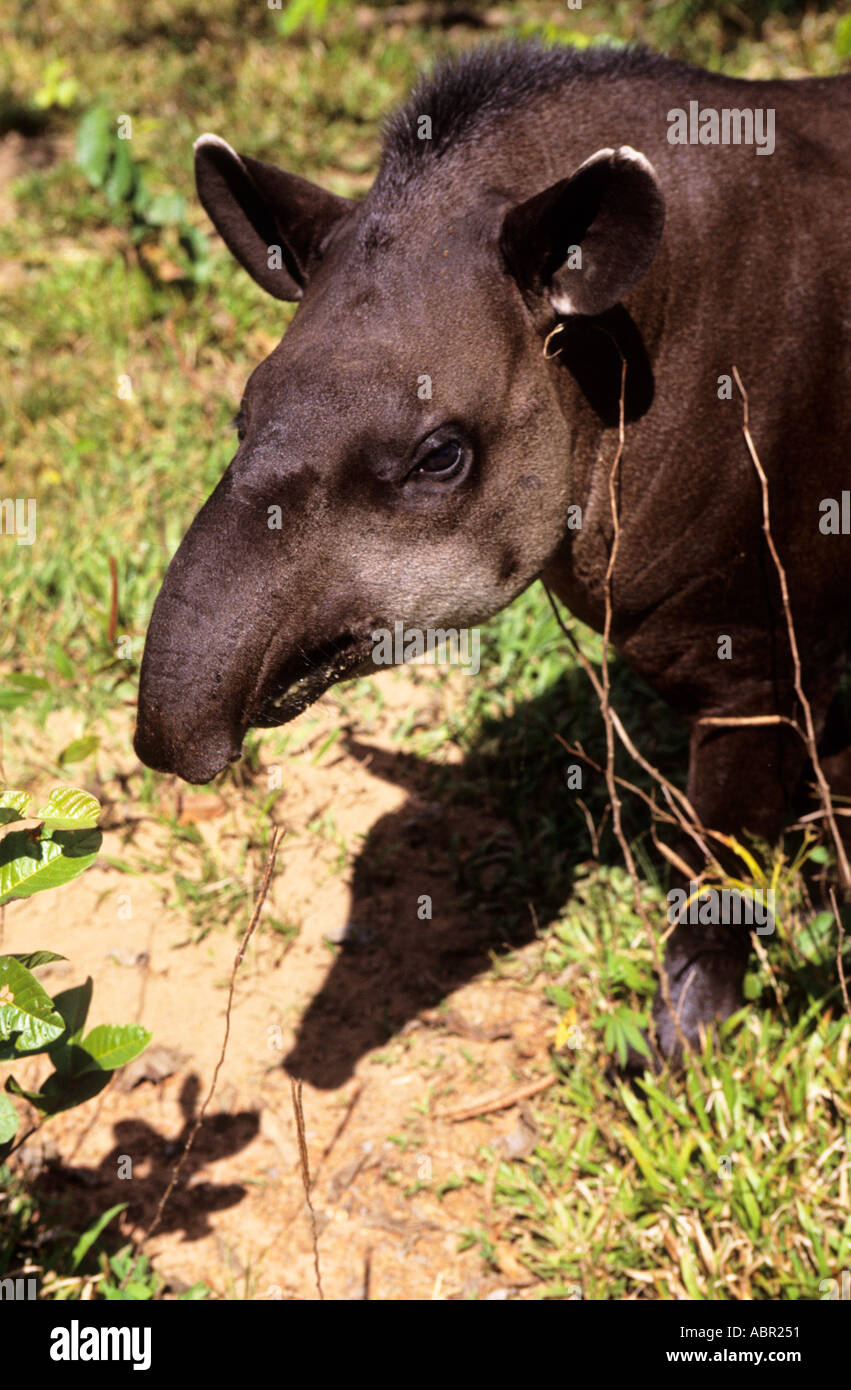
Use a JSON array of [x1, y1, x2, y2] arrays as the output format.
[[2, 673, 557, 1300]]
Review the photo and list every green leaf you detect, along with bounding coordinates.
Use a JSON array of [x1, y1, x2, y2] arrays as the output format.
[[615, 1123, 666, 1192], [7, 674, 50, 692], [622, 1017, 651, 1060], [5, 1074, 48, 1107], [104, 140, 137, 207], [740, 1188, 762, 1232], [71, 1202, 127, 1271], [58, 737, 101, 767], [51, 1072, 112, 1112], [143, 192, 185, 226], [836, 14, 851, 59], [8, 951, 67, 970], [0, 1092, 19, 1144], [0, 827, 101, 904], [35, 786, 101, 827], [0, 790, 31, 825], [0, 958, 66, 1049], [76, 106, 114, 188], [76, 1023, 151, 1072], [7, 1066, 110, 1115], [124, 1283, 155, 1300], [50, 645, 76, 682], [0, 688, 36, 712], [809, 911, 834, 933], [276, 0, 329, 38]]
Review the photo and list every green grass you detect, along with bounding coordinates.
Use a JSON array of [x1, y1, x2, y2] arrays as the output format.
[[484, 866, 851, 1300], [2, 0, 849, 1301]]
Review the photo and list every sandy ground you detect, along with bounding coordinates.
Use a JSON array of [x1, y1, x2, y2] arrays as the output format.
[[2, 675, 559, 1301]]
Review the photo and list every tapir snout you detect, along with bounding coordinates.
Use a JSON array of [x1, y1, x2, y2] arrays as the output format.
[[135, 461, 379, 782]]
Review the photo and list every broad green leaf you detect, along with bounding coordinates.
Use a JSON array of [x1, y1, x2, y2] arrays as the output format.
[[71, 1202, 127, 1271], [0, 828, 101, 904], [0, 1092, 19, 1144], [0, 790, 30, 825], [76, 106, 114, 187], [8, 951, 67, 970], [0, 958, 65, 1049], [35, 786, 101, 828], [76, 1023, 151, 1072]]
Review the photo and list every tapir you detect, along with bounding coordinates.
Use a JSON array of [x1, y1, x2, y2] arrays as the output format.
[[135, 42, 851, 1062]]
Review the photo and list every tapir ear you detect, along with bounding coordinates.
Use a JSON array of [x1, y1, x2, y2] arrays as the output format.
[[501, 145, 664, 317], [194, 134, 355, 300]]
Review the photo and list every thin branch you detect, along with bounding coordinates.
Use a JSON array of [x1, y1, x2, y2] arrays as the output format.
[[140, 823, 284, 1246], [438, 1073, 556, 1122], [829, 886, 850, 1017], [733, 365, 850, 896], [291, 1077, 324, 1300]]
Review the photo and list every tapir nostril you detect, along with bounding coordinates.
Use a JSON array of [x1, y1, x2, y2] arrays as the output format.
[[133, 716, 242, 784]]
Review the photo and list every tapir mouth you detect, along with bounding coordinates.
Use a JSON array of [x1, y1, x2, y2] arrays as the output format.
[[250, 631, 376, 728]]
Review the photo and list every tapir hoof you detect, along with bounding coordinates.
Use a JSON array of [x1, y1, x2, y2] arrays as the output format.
[[609, 937, 750, 1078]]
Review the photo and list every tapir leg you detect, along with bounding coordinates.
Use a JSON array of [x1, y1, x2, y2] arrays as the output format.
[[650, 714, 810, 1062]]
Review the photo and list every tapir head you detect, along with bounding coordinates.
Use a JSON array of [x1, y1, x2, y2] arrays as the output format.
[[135, 127, 664, 782]]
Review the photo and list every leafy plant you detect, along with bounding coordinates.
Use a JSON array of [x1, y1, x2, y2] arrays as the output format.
[[96, 1244, 209, 1300], [32, 61, 79, 111], [0, 786, 150, 1160], [75, 106, 210, 284]]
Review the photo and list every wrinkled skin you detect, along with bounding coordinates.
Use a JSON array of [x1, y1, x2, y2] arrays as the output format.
[[135, 45, 851, 1064]]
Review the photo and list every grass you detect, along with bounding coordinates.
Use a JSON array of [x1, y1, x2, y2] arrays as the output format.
[[1, 0, 850, 1300], [489, 868, 851, 1300]]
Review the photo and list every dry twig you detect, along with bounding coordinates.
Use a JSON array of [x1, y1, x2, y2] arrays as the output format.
[[140, 823, 284, 1245]]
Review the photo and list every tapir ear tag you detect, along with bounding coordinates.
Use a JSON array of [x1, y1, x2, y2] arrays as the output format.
[[501, 144, 665, 318]]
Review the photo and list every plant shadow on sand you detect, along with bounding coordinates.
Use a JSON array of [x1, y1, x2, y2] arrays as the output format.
[[30, 1075, 260, 1244]]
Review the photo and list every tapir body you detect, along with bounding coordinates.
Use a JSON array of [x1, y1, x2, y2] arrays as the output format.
[[135, 43, 851, 1060]]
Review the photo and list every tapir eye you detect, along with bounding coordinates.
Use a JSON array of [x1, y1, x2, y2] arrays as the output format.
[[409, 435, 467, 481]]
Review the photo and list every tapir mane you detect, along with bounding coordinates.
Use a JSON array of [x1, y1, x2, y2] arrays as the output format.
[[373, 40, 693, 196]]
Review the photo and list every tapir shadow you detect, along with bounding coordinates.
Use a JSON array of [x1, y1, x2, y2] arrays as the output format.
[[283, 657, 687, 1089]]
